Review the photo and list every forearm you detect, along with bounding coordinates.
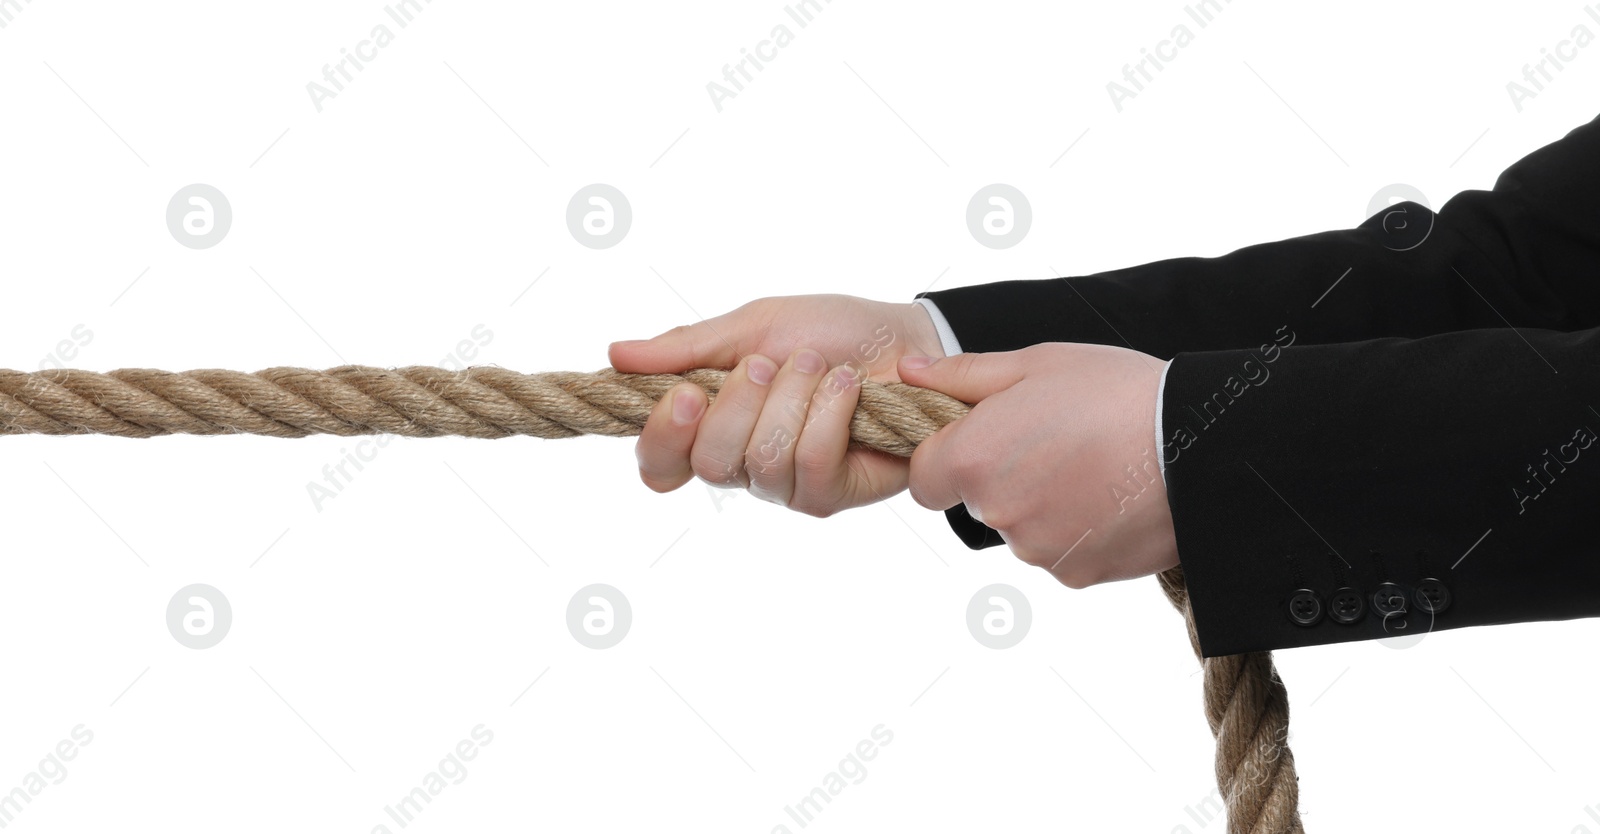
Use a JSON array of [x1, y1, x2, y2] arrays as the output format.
[[1166, 325, 1600, 655], [919, 114, 1600, 359]]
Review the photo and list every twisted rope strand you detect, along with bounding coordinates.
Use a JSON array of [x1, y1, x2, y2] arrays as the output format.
[[0, 364, 1303, 831], [0, 366, 967, 454], [1159, 569, 1304, 833]]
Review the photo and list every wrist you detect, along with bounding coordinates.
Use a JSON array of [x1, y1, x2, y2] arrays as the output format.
[[1108, 357, 1178, 580], [1140, 360, 1179, 575], [900, 300, 948, 360]]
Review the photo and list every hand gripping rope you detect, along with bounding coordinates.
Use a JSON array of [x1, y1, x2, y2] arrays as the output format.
[[0, 364, 1303, 833]]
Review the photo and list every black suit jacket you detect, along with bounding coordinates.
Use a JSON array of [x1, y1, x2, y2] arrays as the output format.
[[920, 113, 1600, 657]]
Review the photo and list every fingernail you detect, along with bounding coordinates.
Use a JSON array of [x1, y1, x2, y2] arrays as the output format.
[[747, 355, 777, 385], [610, 339, 643, 351], [672, 389, 703, 425], [900, 355, 934, 370], [795, 349, 825, 375], [831, 365, 858, 389]]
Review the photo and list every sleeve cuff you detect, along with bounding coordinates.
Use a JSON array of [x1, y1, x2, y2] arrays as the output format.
[[1154, 359, 1173, 484], [1162, 327, 1600, 656], [913, 297, 964, 357]]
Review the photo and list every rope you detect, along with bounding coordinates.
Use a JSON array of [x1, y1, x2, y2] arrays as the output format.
[[1159, 569, 1304, 833], [0, 364, 1303, 831], [0, 366, 961, 455]]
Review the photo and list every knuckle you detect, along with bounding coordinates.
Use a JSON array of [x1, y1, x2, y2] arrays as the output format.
[[979, 507, 1015, 532], [788, 496, 836, 519], [793, 445, 835, 478], [743, 453, 781, 484], [1014, 544, 1054, 570], [908, 458, 955, 511], [634, 442, 683, 493], [972, 491, 1022, 533], [746, 481, 785, 506], [937, 426, 984, 481], [691, 450, 742, 486], [952, 357, 982, 387], [1044, 548, 1099, 588], [746, 431, 796, 478], [947, 353, 985, 387], [740, 297, 774, 314], [950, 450, 980, 484], [639, 471, 680, 494], [1055, 568, 1096, 590]]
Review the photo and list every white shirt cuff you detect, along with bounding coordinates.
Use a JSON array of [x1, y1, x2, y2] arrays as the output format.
[[913, 297, 964, 356], [1154, 359, 1173, 485]]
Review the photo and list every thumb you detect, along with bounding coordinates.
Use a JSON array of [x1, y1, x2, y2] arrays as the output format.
[[897, 351, 1026, 403], [609, 316, 744, 374]]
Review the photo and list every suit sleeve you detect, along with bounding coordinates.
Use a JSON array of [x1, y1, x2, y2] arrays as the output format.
[[919, 113, 1600, 655]]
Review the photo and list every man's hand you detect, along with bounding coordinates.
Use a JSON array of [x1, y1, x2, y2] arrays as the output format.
[[897, 344, 1179, 589], [608, 295, 945, 515]]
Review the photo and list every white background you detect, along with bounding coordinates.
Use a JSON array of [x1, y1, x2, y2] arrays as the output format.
[[2, 1, 1599, 831]]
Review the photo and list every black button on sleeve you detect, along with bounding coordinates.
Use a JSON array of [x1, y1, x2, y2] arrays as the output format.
[[1329, 587, 1365, 624], [1414, 578, 1451, 614], [1372, 583, 1408, 617], [1287, 589, 1323, 626]]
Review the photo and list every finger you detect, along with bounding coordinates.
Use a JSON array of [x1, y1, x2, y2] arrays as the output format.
[[897, 351, 1028, 403], [745, 349, 829, 505], [793, 363, 910, 515], [609, 314, 745, 374], [634, 382, 705, 493], [907, 421, 965, 511], [690, 353, 778, 488]]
